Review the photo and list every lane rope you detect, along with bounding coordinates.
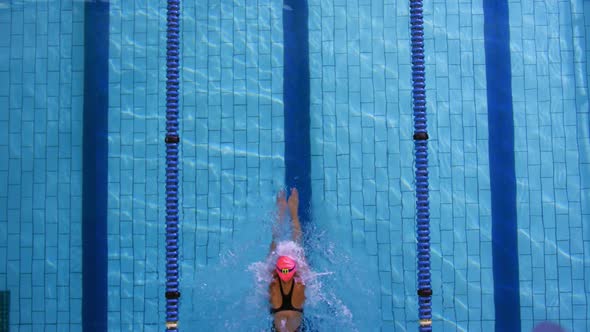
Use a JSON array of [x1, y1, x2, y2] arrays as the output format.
[[409, 0, 433, 330], [164, 0, 181, 330]]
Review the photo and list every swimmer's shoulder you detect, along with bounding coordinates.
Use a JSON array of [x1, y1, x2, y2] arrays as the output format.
[[269, 274, 280, 289], [294, 275, 306, 289], [294, 282, 305, 293], [292, 281, 306, 307]]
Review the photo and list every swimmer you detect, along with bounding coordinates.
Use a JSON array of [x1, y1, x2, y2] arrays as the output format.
[[268, 188, 306, 332]]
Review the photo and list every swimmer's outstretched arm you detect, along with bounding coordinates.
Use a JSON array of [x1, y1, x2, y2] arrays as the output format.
[[269, 189, 287, 255], [288, 188, 302, 243], [288, 189, 310, 275]]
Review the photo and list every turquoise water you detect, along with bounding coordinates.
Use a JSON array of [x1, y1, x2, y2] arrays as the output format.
[[1, 0, 589, 331]]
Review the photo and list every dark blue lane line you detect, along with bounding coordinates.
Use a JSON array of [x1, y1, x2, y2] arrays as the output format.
[[82, 1, 109, 331], [482, 1, 521, 331], [283, 1, 311, 228]]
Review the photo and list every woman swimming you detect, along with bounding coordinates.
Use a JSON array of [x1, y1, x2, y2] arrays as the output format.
[[268, 188, 306, 332]]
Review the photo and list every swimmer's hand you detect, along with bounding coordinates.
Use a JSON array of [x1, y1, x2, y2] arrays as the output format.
[[277, 189, 287, 219], [288, 188, 299, 219], [273, 190, 288, 240], [288, 188, 302, 242]]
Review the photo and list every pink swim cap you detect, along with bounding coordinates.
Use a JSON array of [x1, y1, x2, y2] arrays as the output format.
[[276, 256, 297, 282]]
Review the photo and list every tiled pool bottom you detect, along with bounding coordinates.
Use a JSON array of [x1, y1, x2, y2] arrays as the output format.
[[1, 0, 590, 331]]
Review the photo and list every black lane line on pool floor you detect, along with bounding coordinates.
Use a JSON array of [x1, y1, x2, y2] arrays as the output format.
[[82, 1, 109, 331], [283, 0, 312, 230], [483, 0, 522, 330]]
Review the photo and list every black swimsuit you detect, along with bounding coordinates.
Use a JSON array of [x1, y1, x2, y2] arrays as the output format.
[[270, 279, 304, 314]]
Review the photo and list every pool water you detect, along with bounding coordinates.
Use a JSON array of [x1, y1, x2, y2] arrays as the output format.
[[0, 0, 589, 331]]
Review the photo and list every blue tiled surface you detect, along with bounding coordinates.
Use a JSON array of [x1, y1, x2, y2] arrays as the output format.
[[111, 0, 286, 329], [1, 0, 85, 330], [1, 0, 589, 330], [510, 1, 590, 330], [306, 0, 497, 329], [107, 0, 169, 329]]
